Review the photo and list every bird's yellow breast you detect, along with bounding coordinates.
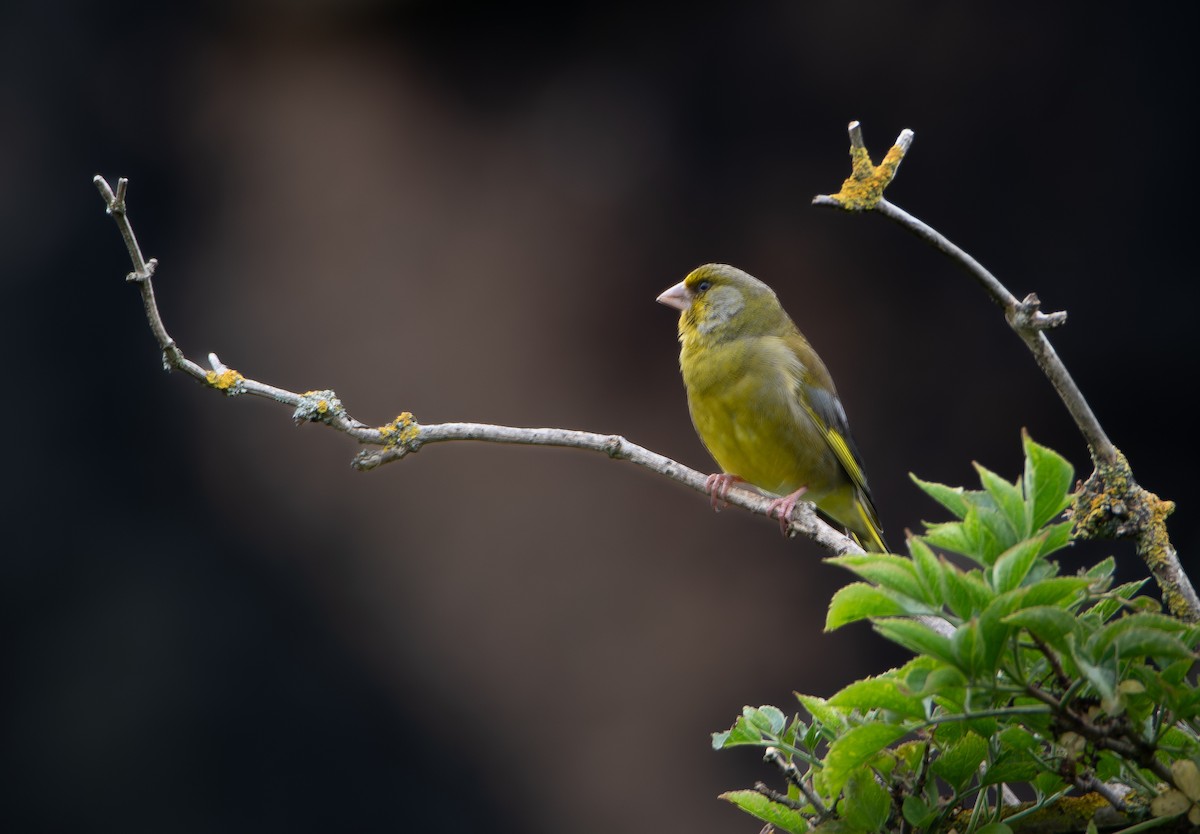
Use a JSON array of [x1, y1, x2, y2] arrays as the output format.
[[680, 333, 843, 501]]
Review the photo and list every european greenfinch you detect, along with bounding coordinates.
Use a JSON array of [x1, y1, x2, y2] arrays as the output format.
[[657, 263, 888, 552]]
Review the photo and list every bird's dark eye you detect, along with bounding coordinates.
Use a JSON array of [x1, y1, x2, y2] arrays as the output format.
[[696, 280, 712, 292]]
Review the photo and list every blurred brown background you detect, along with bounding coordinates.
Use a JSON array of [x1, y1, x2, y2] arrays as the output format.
[[3, 1, 1196, 831]]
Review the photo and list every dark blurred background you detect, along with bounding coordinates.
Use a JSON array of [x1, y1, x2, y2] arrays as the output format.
[[3, 2, 1196, 831]]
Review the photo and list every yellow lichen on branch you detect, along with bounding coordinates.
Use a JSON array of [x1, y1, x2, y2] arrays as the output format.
[[379, 412, 421, 449], [826, 135, 909, 211], [205, 367, 245, 395], [1072, 449, 1195, 622]]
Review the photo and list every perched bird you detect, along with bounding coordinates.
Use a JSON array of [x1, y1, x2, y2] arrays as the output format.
[[657, 263, 888, 552]]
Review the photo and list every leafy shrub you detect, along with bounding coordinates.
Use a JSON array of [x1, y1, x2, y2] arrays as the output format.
[[714, 434, 1200, 833]]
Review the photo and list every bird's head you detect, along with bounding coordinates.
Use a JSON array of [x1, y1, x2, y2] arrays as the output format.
[[656, 263, 786, 341]]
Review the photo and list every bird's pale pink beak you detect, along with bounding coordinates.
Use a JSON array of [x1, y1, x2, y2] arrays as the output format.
[[656, 281, 693, 311]]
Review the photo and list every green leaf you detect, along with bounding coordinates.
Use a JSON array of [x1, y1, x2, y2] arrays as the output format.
[[822, 723, 908, 799], [1106, 627, 1197, 663], [796, 693, 846, 733], [1023, 432, 1075, 529], [712, 714, 763, 749], [744, 704, 788, 736], [1017, 576, 1091, 610], [926, 489, 1022, 563], [951, 621, 985, 677], [719, 790, 809, 834], [1075, 653, 1116, 705], [1159, 724, 1198, 753], [1093, 750, 1122, 783], [905, 663, 966, 699], [967, 716, 999, 739], [826, 553, 930, 604], [1160, 656, 1198, 686], [1003, 606, 1081, 657], [991, 536, 1046, 593], [974, 824, 1014, 834], [781, 716, 806, 750], [976, 462, 1029, 540], [893, 654, 943, 683], [1085, 579, 1148, 623], [894, 740, 927, 771], [829, 676, 927, 720], [1085, 612, 1193, 662], [826, 583, 909, 630], [931, 712, 967, 745], [908, 537, 943, 603], [940, 564, 995, 620], [998, 726, 1038, 752], [874, 619, 956, 666], [1085, 556, 1117, 580], [924, 520, 975, 560], [872, 750, 898, 778], [930, 731, 987, 793], [938, 560, 975, 620], [1037, 521, 1074, 558], [976, 592, 1026, 673], [971, 503, 1018, 564], [1023, 558, 1059, 586], [1184, 624, 1200, 650], [911, 474, 970, 519], [841, 769, 891, 833], [1033, 770, 1066, 798], [980, 748, 1040, 785], [902, 795, 937, 828]]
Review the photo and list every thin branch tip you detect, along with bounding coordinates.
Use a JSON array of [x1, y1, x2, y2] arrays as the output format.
[[1008, 293, 1069, 332], [93, 174, 114, 198], [847, 120, 864, 148]]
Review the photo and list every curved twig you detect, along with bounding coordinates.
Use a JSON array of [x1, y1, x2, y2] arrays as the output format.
[[872, 199, 1114, 465], [93, 174, 863, 555], [811, 122, 1198, 622]]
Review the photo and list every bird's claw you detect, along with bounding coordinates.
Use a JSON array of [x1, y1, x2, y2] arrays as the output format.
[[765, 487, 808, 536], [704, 473, 744, 512]]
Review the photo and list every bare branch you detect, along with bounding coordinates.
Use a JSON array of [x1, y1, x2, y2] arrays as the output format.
[[752, 781, 804, 810], [93, 175, 866, 554]]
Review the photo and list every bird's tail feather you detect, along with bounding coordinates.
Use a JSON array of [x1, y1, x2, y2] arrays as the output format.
[[851, 498, 889, 553]]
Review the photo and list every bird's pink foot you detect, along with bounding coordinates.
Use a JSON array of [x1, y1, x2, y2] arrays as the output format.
[[765, 487, 808, 535], [704, 473, 744, 511]]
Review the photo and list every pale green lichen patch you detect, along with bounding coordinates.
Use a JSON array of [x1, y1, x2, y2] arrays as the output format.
[[292, 389, 345, 425], [379, 411, 421, 449], [205, 367, 245, 396]]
